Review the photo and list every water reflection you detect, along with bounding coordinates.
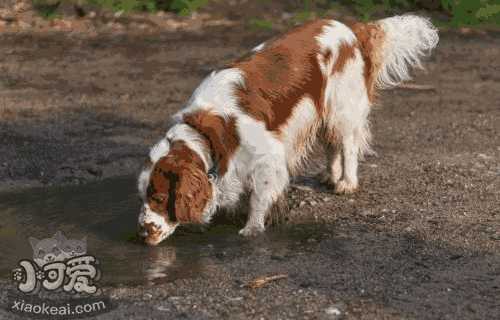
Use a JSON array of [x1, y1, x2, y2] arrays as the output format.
[[0, 176, 321, 286]]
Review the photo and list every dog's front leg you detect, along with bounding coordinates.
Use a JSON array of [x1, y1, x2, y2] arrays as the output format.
[[239, 158, 289, 237]]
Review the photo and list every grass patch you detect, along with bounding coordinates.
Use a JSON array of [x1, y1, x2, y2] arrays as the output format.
[[343, 0, 500, 27], [32, 0, 210, 17], [248, 18, 274, 31]]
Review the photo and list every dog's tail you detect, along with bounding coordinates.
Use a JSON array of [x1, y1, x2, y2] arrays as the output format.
[[352, 15, 439, 93]]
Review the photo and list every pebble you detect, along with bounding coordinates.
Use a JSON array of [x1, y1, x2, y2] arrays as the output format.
[[17, 21, 31, 29], [490, 233, 500, 241], [227, 296, 243, 301], [477, 153, 491, 160], [309, 200, 318, 206], [291, 184, 314, 192], [360, 210, 373, 217], [299, 201, 306, 207], [325, 305, 343, 319], [485, 226, 495, 234], [156, 305, 169, 311]]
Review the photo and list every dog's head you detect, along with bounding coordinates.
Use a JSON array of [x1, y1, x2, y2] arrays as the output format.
[[137, 139, 214, 246]]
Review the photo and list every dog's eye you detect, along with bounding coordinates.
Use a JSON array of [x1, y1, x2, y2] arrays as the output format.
[[38, 250, 45, 256]]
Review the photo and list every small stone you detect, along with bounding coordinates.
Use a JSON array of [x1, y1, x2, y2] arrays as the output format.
[[14, 1, 32, 13], [485, 226, 495, 234], [325, 306, 342, 319], [360, 210, 375, 217], [309, 200, 318, 206], [291, 184, 314, 192], [17, 21, 31, 29], [490, 233, 500, 241], [322, 196, 331, 202], [299, 201, 306, 207]]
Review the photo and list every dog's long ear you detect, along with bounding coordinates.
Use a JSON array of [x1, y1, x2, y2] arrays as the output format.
[[174, 164, 212, 223], [183, 111, 239, 176]]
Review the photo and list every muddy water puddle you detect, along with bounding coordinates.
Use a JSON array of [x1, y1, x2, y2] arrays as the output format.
[[0, 176, 318, 287]]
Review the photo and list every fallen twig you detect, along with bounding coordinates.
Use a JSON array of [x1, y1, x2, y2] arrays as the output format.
[[244, 274, 288, 289], [397, 83, 436, 91]]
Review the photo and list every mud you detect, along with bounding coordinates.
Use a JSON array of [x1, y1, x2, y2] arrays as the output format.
[[0, 13, 499, 320]]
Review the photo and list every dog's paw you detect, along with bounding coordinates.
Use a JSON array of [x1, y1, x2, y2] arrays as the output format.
[[239, 224, 265, 237], [335, 179, 358, 194], [317, 172, 340, 186]]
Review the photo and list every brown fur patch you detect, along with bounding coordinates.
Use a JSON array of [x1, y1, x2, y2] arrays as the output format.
[[147, 141, 212, 224], [349, 22, 385, 102], [332, 42, 357, 75], [231, 19, 330, 132], [183, 110, 240, 176]]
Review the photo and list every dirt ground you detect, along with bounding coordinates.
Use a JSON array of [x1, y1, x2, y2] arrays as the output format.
[[0, 3, 499, 320]]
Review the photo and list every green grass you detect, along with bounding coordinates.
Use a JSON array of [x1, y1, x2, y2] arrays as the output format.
[[248, 18, 274, 31], [291, 0, 500, 27], [346, 0, 500, 26], [31, 0, 500, 27], [32, 0, 210, 17]]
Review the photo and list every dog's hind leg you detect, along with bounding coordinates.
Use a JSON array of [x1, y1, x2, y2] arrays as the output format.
[[239, 156, 289, 236], [325, 50, 372, 194], [319, 136, 343, 186]]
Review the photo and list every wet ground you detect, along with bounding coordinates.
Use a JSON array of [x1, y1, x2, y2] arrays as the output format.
[[1, 176, 498, 320], [0, 7, 499, 320]]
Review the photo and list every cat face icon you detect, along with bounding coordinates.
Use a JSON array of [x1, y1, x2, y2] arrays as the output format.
[[29, 231, 88, 267], [58, 233, 87, 259], [29, 231, 66, 267]]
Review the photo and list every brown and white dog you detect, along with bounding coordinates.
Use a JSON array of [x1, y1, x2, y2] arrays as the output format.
[[137, 15, 439, 245]]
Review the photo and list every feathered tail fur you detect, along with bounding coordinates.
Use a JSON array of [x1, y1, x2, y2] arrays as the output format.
[[353, 15, 439, 94]]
